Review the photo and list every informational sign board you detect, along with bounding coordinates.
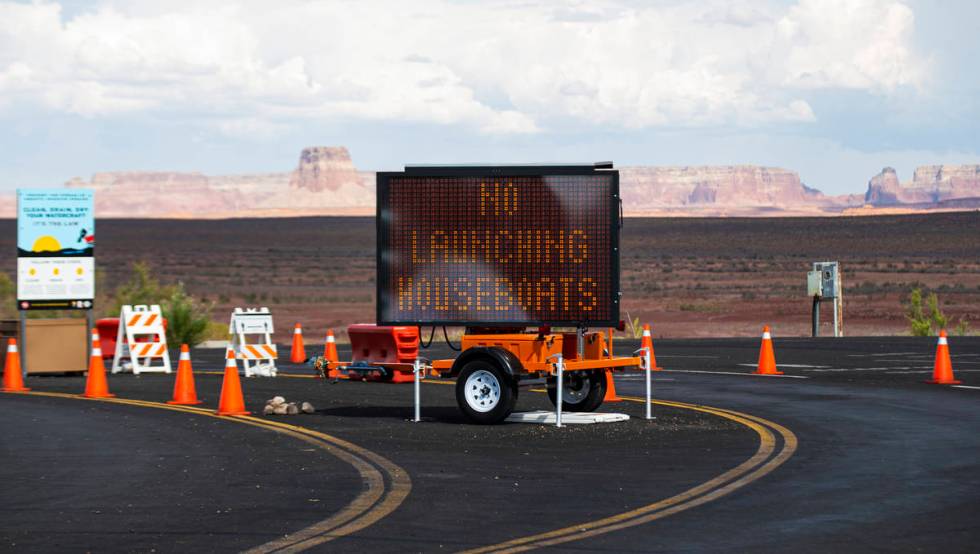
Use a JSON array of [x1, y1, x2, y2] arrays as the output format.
[[16, 189, 95, 310], [377, 165, 620, 327]]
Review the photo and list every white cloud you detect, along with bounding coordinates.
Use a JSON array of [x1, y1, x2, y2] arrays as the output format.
[[0, 0, 925, 135], [774, 0, 924, 91]]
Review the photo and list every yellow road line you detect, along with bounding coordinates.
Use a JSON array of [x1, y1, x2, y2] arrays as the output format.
[[451, 390, 795, 553], [41, 371, 796, 552], [6, 391, 409, 553]]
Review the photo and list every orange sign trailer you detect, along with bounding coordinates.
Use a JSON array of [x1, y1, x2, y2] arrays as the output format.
[[324, 162, 642, 424], [430, 329, 640, 423]]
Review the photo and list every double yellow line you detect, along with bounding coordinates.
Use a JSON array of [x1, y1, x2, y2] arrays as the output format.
[[9, 391, 410, 554], [460, 394, 797, 553], [7, 378, 796, 554]]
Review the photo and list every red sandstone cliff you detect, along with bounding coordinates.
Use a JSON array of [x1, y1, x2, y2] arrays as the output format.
[[864, 165, 980, 207], [289, 147, 362, 192], [61, 148, 375, 217], [620, 165, 849, 215], [2, 150, 976, 218]]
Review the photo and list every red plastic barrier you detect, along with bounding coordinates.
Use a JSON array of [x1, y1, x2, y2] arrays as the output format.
[[96, 318, 120, 360], [96, 317, 168, 360], [348, 324, 419, 364]]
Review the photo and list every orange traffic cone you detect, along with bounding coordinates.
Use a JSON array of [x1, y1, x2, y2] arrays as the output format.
[[641, 324, 661, 371], [84, 331, 115, 398], [926, 330, 960, 385], [290, 323, 306, 364], [602, 370, 622, 402], [168, 344, 203, 405], [601, 329, 622, 402], [217, 349, 250, 416], [2, 338, 29, 392], [323, 329, 340, 378], [754, 325, 782, 375]]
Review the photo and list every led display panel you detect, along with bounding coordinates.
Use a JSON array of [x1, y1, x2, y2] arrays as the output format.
[[377, 166, 620, 326]]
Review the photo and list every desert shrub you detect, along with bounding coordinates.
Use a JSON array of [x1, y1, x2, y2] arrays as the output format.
[[160, 284, 214, 347], [904, 288, 970, 336], [0, 272, 14, 319], [204, 320, 229, 341], [954, 318, 972, 336], [624, 313, 642, 339], [111, 262, 215, 347], [110, 262, 170, 312], [678, 302, 723, 314]]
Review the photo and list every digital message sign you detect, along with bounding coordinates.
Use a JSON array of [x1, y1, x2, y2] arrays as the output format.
[[377, 166, 620, 327]]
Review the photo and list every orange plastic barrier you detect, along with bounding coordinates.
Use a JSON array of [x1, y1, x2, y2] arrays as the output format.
[[349, 324, 419, 364]]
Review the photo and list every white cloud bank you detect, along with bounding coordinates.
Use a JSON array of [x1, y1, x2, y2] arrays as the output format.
[[0, 0, 925, 135]]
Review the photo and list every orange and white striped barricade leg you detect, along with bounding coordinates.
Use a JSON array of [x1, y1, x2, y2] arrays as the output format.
[[229, 308, 278, 377], [111, 304, 172, 375]]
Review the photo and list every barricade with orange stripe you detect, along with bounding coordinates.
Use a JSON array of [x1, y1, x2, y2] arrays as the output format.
[[111, 304, 172, 375], [229, 307, 278, 377]]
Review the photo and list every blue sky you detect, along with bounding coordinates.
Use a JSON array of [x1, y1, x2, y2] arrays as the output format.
[[0, 0, 977, 195]]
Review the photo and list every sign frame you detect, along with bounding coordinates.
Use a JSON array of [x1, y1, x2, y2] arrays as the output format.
[[376, 164, 621, 328], [16, 188, 95, 311]]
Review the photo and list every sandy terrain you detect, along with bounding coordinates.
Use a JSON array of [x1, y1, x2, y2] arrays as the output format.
[[1, 212, 977, 341]]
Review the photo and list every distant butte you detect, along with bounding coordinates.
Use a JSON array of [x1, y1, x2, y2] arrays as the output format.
[[0, 149, 976, 218]]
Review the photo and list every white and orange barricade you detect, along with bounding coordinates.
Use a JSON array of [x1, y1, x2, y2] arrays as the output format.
[[229, 307, 278, 377], [111, 304, 172, 375]]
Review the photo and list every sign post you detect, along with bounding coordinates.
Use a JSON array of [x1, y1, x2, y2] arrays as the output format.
[[16, 189, 95, 374], [807, 261, 843, 337]]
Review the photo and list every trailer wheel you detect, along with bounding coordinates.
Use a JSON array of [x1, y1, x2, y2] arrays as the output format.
[[456, 360, 518, 424], [547, 370, 606, 412]]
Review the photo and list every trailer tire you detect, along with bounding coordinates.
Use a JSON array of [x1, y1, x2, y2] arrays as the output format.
[[547, 370, 606, 412], [456, 359, 518, 424]]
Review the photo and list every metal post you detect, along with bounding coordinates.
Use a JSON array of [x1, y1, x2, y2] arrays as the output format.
[[832, 296, 839, 338], [413, 358, 422, 423], [634, 346, 654, 420], [812, 296, 820, 338], [554, 354, 563, 428], [835, 296, 844, 338], [18, 310, 27, 377], [86, 310, 94, 363], [645, 347, 652, 420], [836, 269, 844, 337]]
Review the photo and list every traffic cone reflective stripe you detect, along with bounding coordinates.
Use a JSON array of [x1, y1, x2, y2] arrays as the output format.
[[217, 349, 250, 416], [754, 325, 783, 375], [641, 324, 661, 371], [83, 333, 114, 398], [927, 330, 960, 385], [168, 344, 203, 405], [323, 329, 340, 378], [2, 338, 29, 392], [290, 323, 306, 364]]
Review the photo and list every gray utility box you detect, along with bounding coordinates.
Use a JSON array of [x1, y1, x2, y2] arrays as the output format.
[[807, 271, 823, 297], [809, 261, 840, 299]]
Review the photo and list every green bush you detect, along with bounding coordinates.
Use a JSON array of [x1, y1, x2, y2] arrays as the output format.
[[0, 272, 14, 319], [111, 262, 215, 347], [904, 288, 970, 336], [161, 284, 213, 347], [624, 313, 642, 339], [110, 262, 170, 313]]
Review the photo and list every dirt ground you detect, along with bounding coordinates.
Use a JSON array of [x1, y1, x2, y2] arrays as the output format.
[[1, 212, 977, 340]]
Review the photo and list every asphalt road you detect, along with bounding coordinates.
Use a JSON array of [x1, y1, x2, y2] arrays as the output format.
[[2, 335, 978, 552]]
